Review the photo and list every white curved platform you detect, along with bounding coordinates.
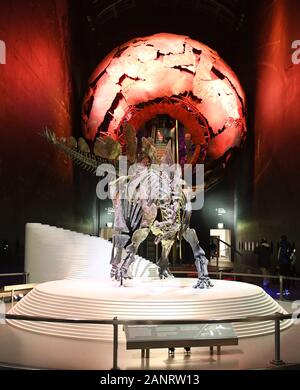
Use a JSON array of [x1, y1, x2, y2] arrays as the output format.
[[7, 278, 292, 339], [25, 223, 159, 283]]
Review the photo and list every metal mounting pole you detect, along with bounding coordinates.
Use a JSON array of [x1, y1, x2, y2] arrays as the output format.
[[175, 119, 179, 165], [11, 289, 14, 309], [279, 276, 284, 300], [270, 315, 285, 366], [112, 317, 120, 370], [175, 119, 182, 264]]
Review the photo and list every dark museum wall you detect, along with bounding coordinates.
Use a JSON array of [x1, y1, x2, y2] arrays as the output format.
[[3, 0, 300, 274], [0, 0, 97, 272], [0, 0, 255, 271], [235, 0, 300, 272]]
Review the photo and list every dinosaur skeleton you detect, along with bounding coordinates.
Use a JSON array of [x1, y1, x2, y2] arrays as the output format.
[[43, 126, 213, 289], [108, 141, 212, 288]]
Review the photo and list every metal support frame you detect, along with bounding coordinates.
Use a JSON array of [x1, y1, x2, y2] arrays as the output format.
[[141, 348, 150, 359]]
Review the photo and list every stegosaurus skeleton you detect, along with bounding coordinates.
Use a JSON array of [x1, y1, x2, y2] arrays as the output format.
[[43, 126, 213, 289]]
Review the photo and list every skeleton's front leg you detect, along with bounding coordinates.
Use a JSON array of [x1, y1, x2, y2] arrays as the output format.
[[119, 228, 150, 280], [110, 234, 129, 279], [183, 228, 213, 289]]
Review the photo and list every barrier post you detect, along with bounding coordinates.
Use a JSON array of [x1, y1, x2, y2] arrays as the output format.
[[270, 314, 285, 366], [11, 289, 14, 309], [112, 317, 120, 370], [279, 276, 284, 300]]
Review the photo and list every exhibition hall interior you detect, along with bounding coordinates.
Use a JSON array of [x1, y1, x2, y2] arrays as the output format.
[[0, 0, 300, 371]]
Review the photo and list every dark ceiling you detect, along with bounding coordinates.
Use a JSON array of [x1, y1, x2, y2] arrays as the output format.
[[86, 0, 247, 30], [81, 0, 251, 58], [70, 0, 257, 136]]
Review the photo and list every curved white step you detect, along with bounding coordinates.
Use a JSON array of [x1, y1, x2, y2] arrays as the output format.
[[7, 278, 292, 340]]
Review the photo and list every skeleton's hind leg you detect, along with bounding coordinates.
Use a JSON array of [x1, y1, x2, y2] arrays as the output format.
[[183, 228, 213, 289], [119, 228, 150, 280], [157, 239, 174, 279], [110, 234, 129, 279]]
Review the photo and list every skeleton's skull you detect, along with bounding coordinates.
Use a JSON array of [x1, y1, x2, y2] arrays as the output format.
[[82, 33, 246, 164]]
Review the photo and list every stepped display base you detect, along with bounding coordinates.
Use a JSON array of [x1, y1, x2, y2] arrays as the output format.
[[7, 278, 292, 339], [0, 278, 293, 369]]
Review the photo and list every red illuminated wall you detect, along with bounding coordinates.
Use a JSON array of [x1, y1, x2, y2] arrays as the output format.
[[0, 0, 95, 263], [236, 0, 300, 258]]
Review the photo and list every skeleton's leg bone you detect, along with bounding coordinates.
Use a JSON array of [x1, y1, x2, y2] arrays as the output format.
[[119, 228, 150, 279], [110, 234, 130, 265], [112, 196, 129, 233], [157, 239, 174, 279], [110, 234, 129, 278], [183, 228, 207, 275], [183, 228, 213, 288]]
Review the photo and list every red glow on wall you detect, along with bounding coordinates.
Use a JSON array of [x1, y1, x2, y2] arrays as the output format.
[[0, 0, 73, 185], [0, 0, 75, 239], [252, 0, 300, 233]]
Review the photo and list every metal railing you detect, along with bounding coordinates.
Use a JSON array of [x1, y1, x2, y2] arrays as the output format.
[[1, 271, 299, 368], [172, 270, 300, 300], [3, 311, 298, 370], [2, 270, 300, 301]]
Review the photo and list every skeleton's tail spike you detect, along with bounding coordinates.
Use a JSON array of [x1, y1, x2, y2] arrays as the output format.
[[41, 127, 119, 176], [41, 126, 57, 144]]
